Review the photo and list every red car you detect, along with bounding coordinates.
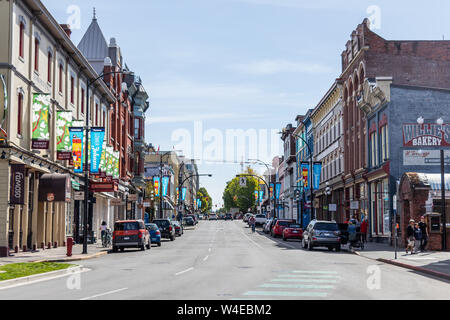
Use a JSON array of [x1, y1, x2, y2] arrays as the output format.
[[271, 219, 296, 238], [282, 223, 303, 241]]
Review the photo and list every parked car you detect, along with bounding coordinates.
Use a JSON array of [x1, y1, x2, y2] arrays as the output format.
[[183, 216, 195, 226], [282, 223, 304, 241], [302, 220, 341, 252], [243, 213, 252, 222], [112, 220, 151, 252], [186, 214, 198, 225], [198, 214, 204, 220], [152, 219, 176, 241], [271, 219, 296, 238], [263, 218, 273, 234], [171, 220, 183, 236], [254, 214, 267, 227], [209, 214, 218, 221], [145, 223, 161, 247], [225, 213, 233, 220]]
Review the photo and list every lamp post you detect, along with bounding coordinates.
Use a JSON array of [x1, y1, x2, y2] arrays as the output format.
[[179, 173, 212, 218], [82, 58, 131, 254], [248, 159, 275, 218], [417, 116, 447, 251]]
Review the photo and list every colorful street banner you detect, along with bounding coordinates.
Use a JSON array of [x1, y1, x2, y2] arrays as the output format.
[[176, 187, 179, 202], [181, 187, 187, 201], [254, 190, 258, 201], [31, 93, 50, 149], [113, 150, 120, 179], [90, 127, 105, 174], [301, 162, 310, 191], [313, 162, 322, 191], [162, 176, 170, 197], [275, 183, 282, 200], [56, 111, 72, 160], [259, 190, 264, 203], [106, 146, 114, 177], [269, 183, 274, 199], [98, 140, 107, 176], [69, 127, 84, 173], [153, 176, 160, 197]]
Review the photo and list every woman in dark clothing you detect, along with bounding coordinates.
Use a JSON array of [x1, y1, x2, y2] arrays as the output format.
[[406, 219, 415, 254], [413, 223, 422, 254]]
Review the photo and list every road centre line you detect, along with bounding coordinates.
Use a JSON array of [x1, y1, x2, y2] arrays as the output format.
[[175, 267, 194, 276], [80, 287, 128, 300], [203, 255, 209, 261], [240, 231, 263, 249]]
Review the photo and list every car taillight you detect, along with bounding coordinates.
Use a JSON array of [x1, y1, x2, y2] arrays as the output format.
[[138, 231, 143, 239], [169, 226, 173, 232], [156, 230, 160, 235]]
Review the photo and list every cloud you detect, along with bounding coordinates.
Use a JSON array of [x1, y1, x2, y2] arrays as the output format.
[[229, 59, 333, 75]]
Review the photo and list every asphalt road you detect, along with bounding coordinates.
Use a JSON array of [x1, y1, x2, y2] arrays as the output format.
[[0, 220, 449, 300]]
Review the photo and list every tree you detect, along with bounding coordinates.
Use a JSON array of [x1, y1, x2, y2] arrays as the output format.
[[197, 187, 212, 214], [222, 166, 260, 213]]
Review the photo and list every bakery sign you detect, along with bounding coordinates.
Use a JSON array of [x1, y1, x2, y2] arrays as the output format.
[[403, 123, 450, 147]]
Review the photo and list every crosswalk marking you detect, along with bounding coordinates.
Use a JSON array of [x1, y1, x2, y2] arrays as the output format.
[[243, 291, 328, 297], [271, 278, 338, 284], [292, 271, 338, 274], [260, 283, 335, 290], [278, 274, 340, 279]]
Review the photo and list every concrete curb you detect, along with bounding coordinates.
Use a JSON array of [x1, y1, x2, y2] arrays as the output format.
[[34, 251, 109, 263], [376, 258, 450, 281], [0, 265, 82, 289]]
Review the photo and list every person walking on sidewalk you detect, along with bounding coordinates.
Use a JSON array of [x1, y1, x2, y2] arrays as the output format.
[[419, 216, 428, 252], [413, 223, 422, 254], [360, 218, 368, 243], [406, 219, 415, 254], [249, 215, 256, 233]]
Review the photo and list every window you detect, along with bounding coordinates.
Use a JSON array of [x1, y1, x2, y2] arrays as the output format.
[[47, 52, 52, 83], [19, 23, 25, 58], [34, 39, 39, 72], [59, 64, 63, 93], [370, 131, 378, 167], [95, 103, 98, 125], [18, 92, 23, 135], [103, 110, 106, 127], [81, 88, 85, 114], [380, 125, 389, 162], [70, 76, 74, 104], [134, 118, 140, 139]]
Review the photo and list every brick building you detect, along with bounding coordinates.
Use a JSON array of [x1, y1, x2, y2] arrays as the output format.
[[339, 19, 450, 242]]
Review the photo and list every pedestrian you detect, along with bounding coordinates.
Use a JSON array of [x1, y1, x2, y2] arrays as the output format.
[[360, 218, 368, 243], [418, 216, 428, 252], [99, 221, 107, 245], [406, 219, 415, 254], [413, 223, 422, 254], [249, 215, 256, 233], [348, 221, 357, 249]]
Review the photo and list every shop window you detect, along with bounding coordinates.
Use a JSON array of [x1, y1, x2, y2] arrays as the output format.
[[17, 92, 23, 136], [380, 125, 389, 162]]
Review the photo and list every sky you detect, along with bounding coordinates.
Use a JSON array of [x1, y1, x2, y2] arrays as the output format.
[[43, 0, 450, 209]]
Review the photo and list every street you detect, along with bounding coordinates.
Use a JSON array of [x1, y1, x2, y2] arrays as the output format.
[[0, 220, 448, 300]]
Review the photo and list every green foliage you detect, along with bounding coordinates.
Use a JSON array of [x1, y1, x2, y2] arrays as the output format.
[[0, 262, 74, 281], [222, 166, 260, 213], [197, 187, 212, 213]]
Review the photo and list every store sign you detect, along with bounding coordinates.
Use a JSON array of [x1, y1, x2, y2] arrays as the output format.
[[350, 201, 359, 210], [403, 123, 450, 147], [111, 199, 124, 206], [74, 191, 84, 201], [128, 194, 138, 201], [329, 204, 337, 212], [31, 93, 50, 149], [403, 150, 450, 166], [89, 182, 117, 193], [10, 164, 25, 205]]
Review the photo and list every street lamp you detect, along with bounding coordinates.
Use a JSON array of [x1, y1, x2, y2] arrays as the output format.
[[178, 173, 212, 219], [82, 58, 132, 254], [417, 116, 447, 251], [248, 159, 276, 219]]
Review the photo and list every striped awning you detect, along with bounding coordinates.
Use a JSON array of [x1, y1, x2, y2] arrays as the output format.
[[416, 173, 450, 191]]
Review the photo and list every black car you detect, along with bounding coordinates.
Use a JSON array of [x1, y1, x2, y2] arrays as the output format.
[[225, 213, 233, 220], [152, 219, 176, 241], [183, 216, 195, 226], [171, 220, 183, 236]]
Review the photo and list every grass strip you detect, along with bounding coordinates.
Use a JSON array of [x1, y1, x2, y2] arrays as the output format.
[[0, 262, 74, 281]]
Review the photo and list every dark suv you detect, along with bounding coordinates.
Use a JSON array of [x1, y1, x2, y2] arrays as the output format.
[[112, 220, 151, 252], [302, 220, 341, 252], [153, 219, 176, 241]]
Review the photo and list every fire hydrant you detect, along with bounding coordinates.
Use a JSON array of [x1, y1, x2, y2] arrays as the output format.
[[66, 237, 73, 257]]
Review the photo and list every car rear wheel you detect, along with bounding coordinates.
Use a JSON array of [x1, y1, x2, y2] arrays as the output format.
[[170, 235, 175, 241], [112, 246, 118, 253], [157, 242, 161, 247], [328, 247, 334, 251], [120, 247, 124, 252]]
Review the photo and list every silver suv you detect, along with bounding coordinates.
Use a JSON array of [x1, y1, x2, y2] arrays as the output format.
[[302, 220, 341, 252]]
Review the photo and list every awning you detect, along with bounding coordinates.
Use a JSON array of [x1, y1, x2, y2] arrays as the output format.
[[416, 173, 450, 191], [39, 174, 71, 202]]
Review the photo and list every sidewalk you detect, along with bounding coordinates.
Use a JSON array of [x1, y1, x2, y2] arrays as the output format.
[[0, 244, 109, 266], [350, 242, 450, 281]]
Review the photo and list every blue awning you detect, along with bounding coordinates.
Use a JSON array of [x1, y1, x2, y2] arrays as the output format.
[[416, 173, 450, 191]]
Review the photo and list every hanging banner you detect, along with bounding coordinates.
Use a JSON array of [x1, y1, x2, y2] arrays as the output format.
[[106, 146, 114, 178], [56, 111, 72, 160], [113, 151, 120, 180], [259, 190, 264, 203], [70, 127, 84, 173], [181, 187, 187, 201], [162, 176, 169, 197], [301, 162, 310, 191], [254, 190, 258, 201], [275, 183, 282, 200], [153, 176, 160, 197], [269, 183, 274, 199], [10, 164, 25, 205], [98, 140, 107, 177], [90, 127, 105, 174], [313, 162, 322, 190], [176, 187, 179, 202], [31, 93, 50, 149]]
